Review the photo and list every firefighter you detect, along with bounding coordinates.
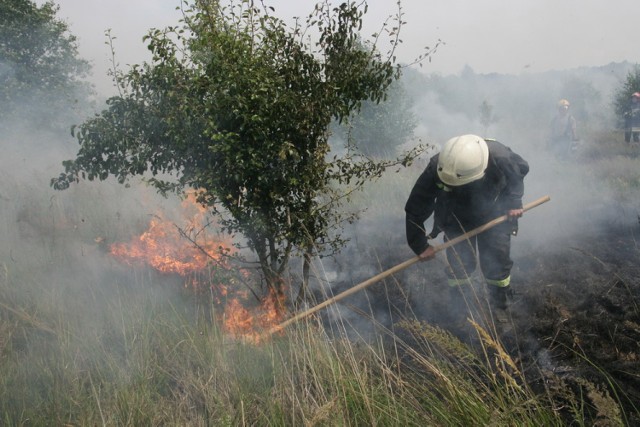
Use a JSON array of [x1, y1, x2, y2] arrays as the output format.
[[624, 92, 640, 143], [549, 99, 578, 159], [405, 135, 529, 322]]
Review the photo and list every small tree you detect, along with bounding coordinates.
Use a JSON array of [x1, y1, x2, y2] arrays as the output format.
[[52, 0, 426, 308], [0, 0, 91, 128]]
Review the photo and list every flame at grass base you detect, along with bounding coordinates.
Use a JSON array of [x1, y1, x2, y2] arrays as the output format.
[[223, 288, 287, 343], [108, 197, 286, 343]]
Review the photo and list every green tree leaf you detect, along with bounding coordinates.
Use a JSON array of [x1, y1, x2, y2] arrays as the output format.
[[0, 0, 92, 128]]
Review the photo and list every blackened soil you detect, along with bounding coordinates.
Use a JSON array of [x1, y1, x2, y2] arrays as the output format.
[[320, 220, 640, 424], [509, 223, 640, 424]]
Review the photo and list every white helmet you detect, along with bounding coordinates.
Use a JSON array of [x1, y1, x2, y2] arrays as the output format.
[[437, 135, 489, 186]]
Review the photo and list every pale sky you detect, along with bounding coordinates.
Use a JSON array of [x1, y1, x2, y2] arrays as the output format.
[[45, 0, 640, 96]]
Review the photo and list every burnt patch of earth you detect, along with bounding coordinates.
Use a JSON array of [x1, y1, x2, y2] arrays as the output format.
[[315, 219, 640, 424], [507, 223, 640, 423]]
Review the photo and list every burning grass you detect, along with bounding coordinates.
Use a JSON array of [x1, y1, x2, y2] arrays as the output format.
[[104, 194, 288, 342], [0, 188, 591, 425], [1, 130, 639, 425]]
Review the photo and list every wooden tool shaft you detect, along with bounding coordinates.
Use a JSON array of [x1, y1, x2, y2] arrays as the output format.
[[266, 195, 550, 336]]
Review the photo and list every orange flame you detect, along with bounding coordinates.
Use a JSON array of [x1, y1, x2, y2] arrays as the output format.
[[109, 216, 229, 276], [110, 191, 232, 277], [108, 194, 286, 341], [223, 288, 287, 343]]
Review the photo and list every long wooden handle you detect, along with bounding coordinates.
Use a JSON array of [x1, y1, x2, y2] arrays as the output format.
[[265, 195, 551, 336]]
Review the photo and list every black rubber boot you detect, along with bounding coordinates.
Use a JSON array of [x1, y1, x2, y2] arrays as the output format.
[[488, 285, 512, 310], [488, 286, 513, 323]]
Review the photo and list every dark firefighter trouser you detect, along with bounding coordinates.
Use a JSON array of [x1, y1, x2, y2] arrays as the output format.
[[443, 220, 513, 288]]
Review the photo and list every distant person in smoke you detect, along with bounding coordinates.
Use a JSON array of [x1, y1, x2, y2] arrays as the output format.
[[404, 135, 529, 324], [548, 99, 578, 159], [624, 92, 640, 143]]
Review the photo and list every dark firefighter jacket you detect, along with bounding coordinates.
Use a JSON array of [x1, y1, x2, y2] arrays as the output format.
[[405, 140, 529, 256]]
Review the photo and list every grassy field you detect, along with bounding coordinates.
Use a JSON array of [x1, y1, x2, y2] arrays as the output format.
[[0, 262, 581, 425], [1, 130, 638, 425]]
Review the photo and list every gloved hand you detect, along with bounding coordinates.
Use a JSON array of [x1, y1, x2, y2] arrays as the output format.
[[507, 209, 523, 220], [419, 245, 437, 261]]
